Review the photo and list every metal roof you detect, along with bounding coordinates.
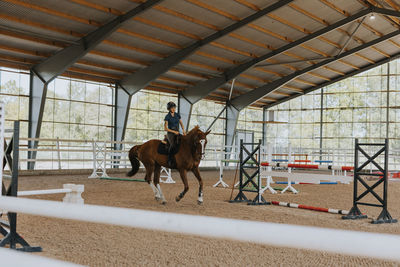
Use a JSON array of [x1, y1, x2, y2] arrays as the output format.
[[1, 0, 400, 107]]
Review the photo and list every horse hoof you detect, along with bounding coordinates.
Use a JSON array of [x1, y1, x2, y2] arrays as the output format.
[[197, 200, 203, 205], [175, 196, 181, 202], [161, 201, 167, 205]]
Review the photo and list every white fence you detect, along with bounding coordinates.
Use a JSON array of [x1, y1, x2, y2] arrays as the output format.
[[3, 137, 400, 173]]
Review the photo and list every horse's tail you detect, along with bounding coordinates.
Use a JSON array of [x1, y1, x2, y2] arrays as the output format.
[[127, 145, 141, 177]]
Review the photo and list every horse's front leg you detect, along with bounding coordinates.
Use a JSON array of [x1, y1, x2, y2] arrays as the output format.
[[192, 166, 203, 205], [176, 169, 189, 202], [154, 163, 166, 204]]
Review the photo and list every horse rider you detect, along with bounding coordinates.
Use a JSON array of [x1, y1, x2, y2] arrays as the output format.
[[164, 101, 186, 166]]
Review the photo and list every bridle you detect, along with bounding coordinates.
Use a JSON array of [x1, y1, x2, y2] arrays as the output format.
[[193, 135, 206, 160]]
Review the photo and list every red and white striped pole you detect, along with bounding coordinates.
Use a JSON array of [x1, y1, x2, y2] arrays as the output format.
[[261, 162, 353, 172], [271, 201, 349, 215]]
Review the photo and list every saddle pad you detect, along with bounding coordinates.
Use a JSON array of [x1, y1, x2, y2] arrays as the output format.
[[157, 141, 180, 155]]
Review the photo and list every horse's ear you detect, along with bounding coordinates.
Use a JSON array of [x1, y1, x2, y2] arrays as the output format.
[[205, 130, 211, 135]]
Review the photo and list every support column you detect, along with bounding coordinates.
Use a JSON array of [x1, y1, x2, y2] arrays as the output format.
[[225, 104, 240, 148], [320, 88, 324, 152], [178, 94, 193, 131], [28, 71, 47, 170], [114, 85, 131, 151], [262, 107, 268, 145]]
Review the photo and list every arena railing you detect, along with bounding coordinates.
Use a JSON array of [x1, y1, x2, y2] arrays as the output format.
[[3, 137, 400, 172]]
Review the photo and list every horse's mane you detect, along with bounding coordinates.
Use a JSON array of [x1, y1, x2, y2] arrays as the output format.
[[187, 125, 201, 136]]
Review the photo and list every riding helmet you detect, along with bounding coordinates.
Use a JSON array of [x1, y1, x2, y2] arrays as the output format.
[[167, 101, 176, 110]]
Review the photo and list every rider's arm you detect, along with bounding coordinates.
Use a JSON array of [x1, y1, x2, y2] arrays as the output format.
[[179, 119, 186, 135], [164, 121, 179, 135]]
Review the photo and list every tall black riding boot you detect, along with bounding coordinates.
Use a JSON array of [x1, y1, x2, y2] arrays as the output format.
[[167, 145, 175, 168], [167, 153, 174, 168]]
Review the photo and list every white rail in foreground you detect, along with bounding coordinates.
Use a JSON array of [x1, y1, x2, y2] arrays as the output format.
[[1, 196, 400, 262]]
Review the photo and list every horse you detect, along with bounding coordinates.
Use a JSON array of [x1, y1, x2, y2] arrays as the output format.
[[127, 126, 210, 204]]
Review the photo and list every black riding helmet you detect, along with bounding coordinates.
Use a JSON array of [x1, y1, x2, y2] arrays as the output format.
[[167, 101, 176, 111]]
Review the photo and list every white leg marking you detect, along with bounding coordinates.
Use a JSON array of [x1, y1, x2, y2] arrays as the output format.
[[150, 183, 160, 199], [156, 184, 167, 204], [198, 192, 203, 204], [200, 139, 206, 159]]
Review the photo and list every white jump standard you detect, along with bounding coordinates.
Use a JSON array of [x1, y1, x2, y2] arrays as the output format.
[[214, 145, 240, 188]]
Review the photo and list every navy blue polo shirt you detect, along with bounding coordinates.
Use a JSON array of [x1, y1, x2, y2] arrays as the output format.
[[164, 112, 181, 131]]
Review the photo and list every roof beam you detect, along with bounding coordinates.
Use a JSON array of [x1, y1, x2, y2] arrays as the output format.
[[265, 50, 400, 109], [230, 28, 400, 110], [27, 0, 161, 169], [118, 0, 293, 95], [0, 24, 211, 80], [373, 7, 400, 17], [32, 0, 162, 83], [181, 7, 372, 105]]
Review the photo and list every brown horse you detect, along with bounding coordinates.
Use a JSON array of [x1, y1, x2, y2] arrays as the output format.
[[127, 126, 210, 204]]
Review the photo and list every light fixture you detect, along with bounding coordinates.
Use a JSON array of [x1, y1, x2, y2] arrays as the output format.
[[370, 13, 376, 20]]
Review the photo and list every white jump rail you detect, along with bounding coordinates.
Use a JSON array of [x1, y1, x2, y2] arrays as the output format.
[[1, 196, 400, 262], [17, 184, 84, 204]]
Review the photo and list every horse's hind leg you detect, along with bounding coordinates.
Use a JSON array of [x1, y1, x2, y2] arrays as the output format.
[[154, 163, 166, 204], [176, 169, 189, 202], [144, 162, 160, 201], [192, 166, 203, 205]]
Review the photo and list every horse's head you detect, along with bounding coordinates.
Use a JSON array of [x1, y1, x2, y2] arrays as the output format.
[[188, 126, 210, 160]]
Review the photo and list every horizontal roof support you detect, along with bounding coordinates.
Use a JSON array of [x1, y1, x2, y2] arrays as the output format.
[[373, 7, 400, 17], [118, 0, 294, 95], [230, 28, 400, 110], [265, 51, 400, 109], [32, 0, 162, 83], [181, 7, 373, 104]]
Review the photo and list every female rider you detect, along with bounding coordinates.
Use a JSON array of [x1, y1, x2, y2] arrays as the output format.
[[164, 101, 186, 167]]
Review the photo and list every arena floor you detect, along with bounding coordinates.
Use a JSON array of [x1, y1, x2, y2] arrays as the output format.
[[4, 170, 400, 266]]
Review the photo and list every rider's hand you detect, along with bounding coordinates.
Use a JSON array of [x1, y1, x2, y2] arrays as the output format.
[[183, 131, 186, 135]]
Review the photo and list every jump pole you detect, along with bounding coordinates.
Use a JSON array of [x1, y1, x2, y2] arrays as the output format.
[[99, 177, 146, 182], [17, 184, 84, 204], [261, 162, 353, 172], [271, 201, 349, 215], [274, 181, 339, 185]]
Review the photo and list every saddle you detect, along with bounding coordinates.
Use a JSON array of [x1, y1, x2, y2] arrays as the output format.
[[157, 134, 181, 155]]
